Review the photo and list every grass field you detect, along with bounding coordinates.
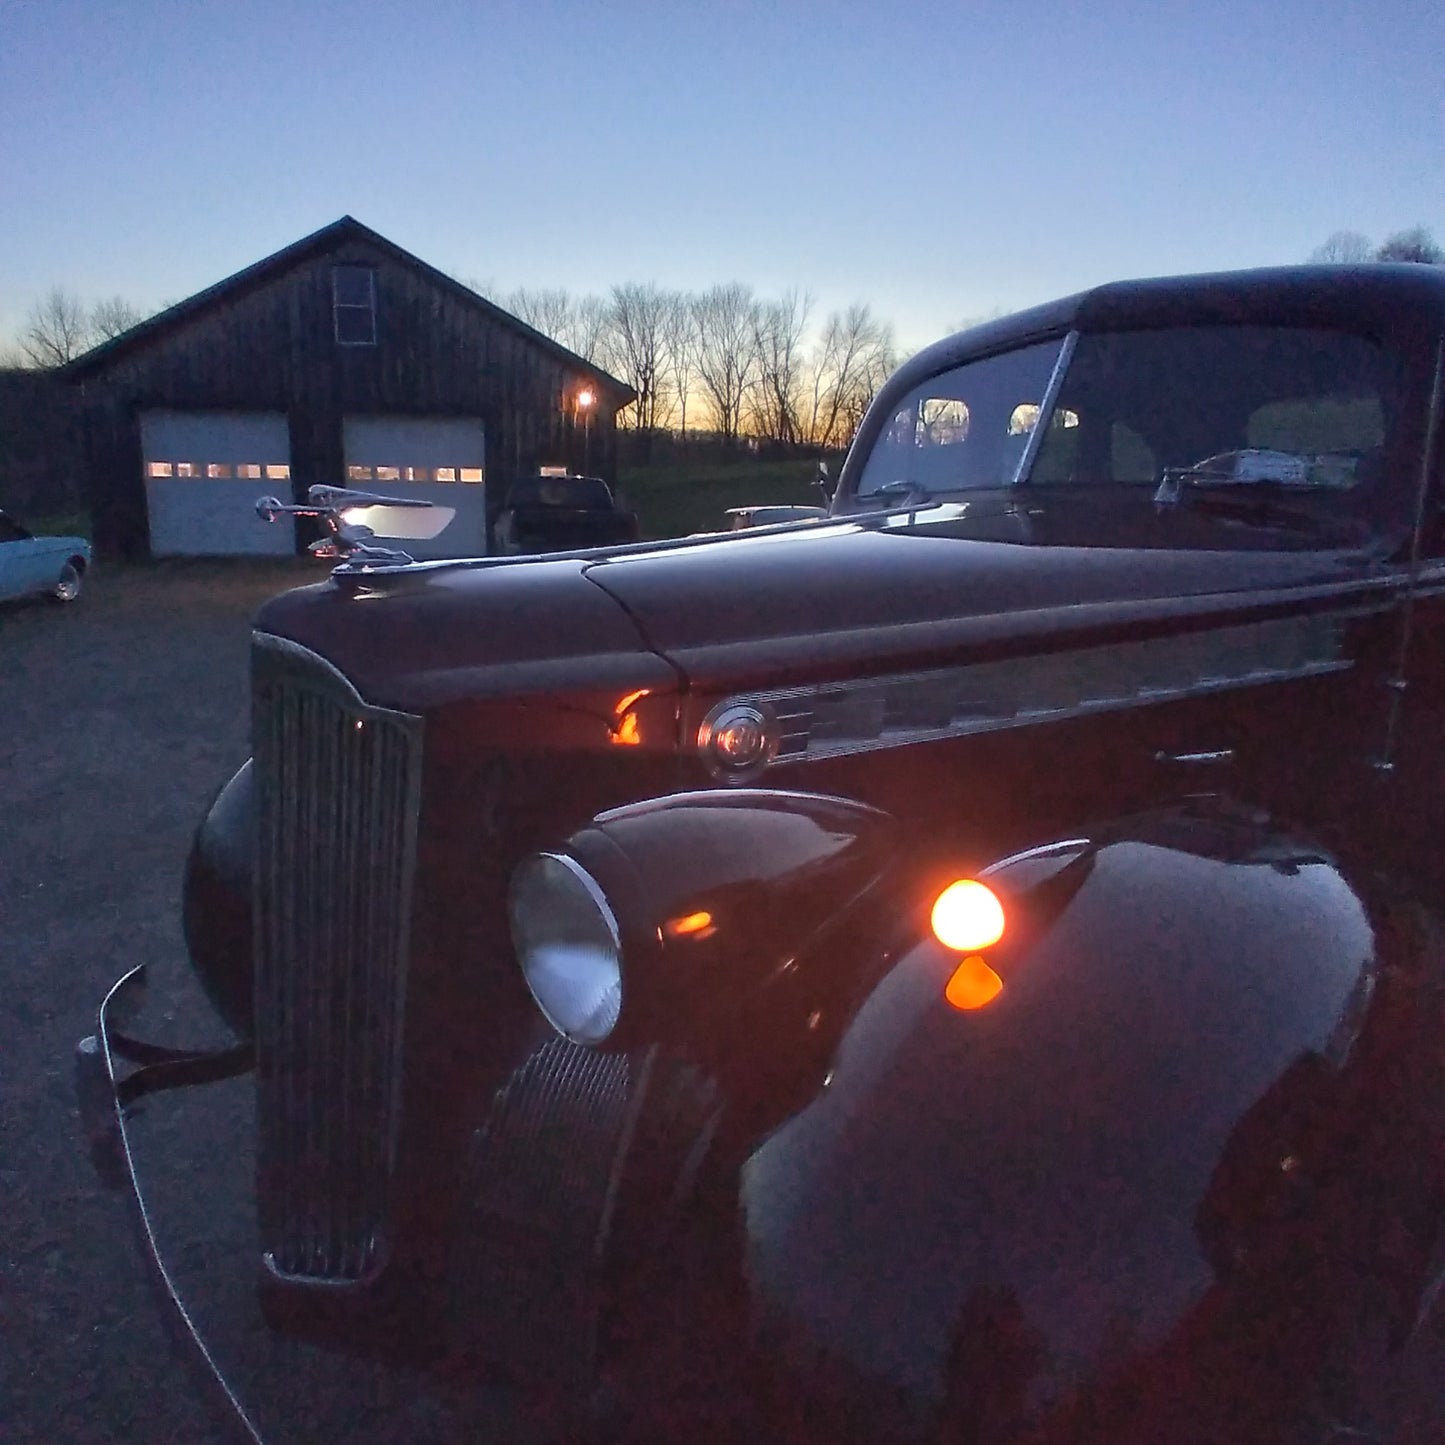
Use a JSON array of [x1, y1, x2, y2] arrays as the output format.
[[617, 459, 825, 539]]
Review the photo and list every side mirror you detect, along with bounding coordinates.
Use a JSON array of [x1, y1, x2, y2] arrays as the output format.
[[816, 460, 836, 502]]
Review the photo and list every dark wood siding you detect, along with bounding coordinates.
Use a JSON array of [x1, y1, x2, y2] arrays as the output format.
[[79, 237, 624, 557]]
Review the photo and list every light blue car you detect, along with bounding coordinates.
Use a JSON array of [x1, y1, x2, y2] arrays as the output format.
[[0, 510, 90, 604]]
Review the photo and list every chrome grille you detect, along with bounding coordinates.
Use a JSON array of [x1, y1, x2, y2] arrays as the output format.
[[450, 1041, 721, 1388], [252, 632, 423, 1282]]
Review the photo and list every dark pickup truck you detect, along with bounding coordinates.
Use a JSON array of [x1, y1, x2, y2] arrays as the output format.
[[493, 472, 640, 554]]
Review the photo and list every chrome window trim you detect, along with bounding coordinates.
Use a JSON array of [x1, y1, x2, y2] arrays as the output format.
[[1012, 329, 1078, 486]]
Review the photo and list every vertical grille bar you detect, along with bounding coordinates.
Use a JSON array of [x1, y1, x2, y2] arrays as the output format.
[[252, 633, 423, 1282]]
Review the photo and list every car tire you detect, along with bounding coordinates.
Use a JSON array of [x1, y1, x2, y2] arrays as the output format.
[[51, 560, 83, 603]]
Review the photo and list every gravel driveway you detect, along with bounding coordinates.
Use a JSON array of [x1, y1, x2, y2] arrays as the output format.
[[3, 561, 306, 1443], [4, 560, 560, 1445]]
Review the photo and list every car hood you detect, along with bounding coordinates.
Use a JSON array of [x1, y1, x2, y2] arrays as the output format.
[[580, 512, 1389, 689], [255, 515, 1391, 711]]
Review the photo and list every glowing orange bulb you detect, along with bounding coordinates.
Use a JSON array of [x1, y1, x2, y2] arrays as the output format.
[[610, 688, 649, 746], [664, 910, 716, 941], [945, 955, 1004, 1010], [930, 879, 1005, 952]]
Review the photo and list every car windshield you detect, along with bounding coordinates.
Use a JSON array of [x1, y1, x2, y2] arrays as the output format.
[[856, 339, 1065, 498], [854, 325, 1403, 522]]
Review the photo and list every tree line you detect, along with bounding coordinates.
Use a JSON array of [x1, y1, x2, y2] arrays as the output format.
[[1309, 226, 1444, 265], [499, 282, 896, 450], [3, 276, 898, 451]]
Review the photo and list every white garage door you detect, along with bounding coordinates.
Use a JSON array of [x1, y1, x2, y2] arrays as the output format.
[[343, 415, 487, 559], [141, 410, 294, 556]]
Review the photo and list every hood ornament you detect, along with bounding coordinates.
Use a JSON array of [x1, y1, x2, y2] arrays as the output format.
[[256, 486, 457, 569]]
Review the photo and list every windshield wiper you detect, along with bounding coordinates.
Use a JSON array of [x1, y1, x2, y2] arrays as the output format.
[[859, 480, 934, 507]]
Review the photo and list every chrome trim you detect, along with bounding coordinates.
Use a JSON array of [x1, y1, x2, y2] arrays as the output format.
[[251, 632, 424, 1284], [1012, 330, 1079, 485], [697, 613, 1350, 776], [78, 967, 266, 1445], [696, 700, 781, 780]]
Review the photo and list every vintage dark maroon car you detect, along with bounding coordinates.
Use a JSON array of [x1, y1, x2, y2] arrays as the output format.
[[79, 265, 1445, 1444]]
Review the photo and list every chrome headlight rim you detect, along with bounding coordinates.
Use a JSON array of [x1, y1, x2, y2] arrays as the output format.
[[509, 850, 624, 1047]]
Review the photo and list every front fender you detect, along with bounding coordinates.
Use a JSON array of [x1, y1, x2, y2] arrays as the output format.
[[183, 760, 254, 1037], [733, 800, 1444, 1442]]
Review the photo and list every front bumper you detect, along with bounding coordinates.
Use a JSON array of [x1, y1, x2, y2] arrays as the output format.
[[75, 965, 263, 1443], [75, 968, 560, 1445]]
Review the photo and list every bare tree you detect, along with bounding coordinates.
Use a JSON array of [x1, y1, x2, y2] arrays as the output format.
[[19, 286, 92, 366], [692, 283, 759, 445], [806, 304, 897, 449], [1375, 227, 1444, 264], [1309, 231, 1373, 264], [607, 282, 672, 432], [661, 291, 697, 440], [90, 295, 145, 342], [505, 286, 576, 341], [504, 286, 611, 364], [748, 289, 812, 445], [568, 295, 611, 365]]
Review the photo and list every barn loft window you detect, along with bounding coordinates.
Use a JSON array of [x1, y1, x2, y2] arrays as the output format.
[[333, 266, 377, 346]]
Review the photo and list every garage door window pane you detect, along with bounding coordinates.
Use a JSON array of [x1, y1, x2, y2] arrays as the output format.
[[459, 467, 483, 483], [265, 464, 290, 480]]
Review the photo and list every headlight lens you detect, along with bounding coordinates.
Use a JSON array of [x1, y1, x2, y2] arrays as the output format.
[[509, 852, 623, 1046]]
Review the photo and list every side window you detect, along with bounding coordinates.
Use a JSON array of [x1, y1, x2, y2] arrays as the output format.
[[333, 266, 377, 346], [1247, 397, 1384, 455], [0, 515, 26, 543], [1022, 406, 1083, 483], [1111, 422, 1156, 483]]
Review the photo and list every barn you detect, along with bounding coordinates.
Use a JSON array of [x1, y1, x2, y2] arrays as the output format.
[[63, 217, 634, 560]]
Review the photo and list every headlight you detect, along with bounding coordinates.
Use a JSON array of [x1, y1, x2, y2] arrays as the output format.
[[509, 852, 623, 1046]]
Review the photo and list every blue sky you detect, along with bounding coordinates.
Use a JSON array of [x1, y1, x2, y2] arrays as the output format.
[[2, 0, 1442, 354]]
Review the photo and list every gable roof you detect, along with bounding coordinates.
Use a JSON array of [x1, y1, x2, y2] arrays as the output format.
[[61, 215, 635, 402]]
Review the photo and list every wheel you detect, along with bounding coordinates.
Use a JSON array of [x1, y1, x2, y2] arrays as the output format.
[[51, 560, 82, 603]]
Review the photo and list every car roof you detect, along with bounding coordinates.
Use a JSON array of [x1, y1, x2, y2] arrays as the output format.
[[896, 264, 1445, 393]]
